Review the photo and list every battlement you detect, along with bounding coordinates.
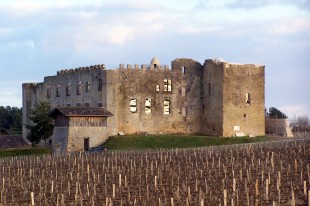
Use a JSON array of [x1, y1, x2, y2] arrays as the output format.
[[119, 63, 170, 70], [57, 64, 106, 76], [56, 61, 171, 76]]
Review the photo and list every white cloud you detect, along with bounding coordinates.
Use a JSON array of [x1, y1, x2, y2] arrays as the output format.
[[280, 104, 310, 121], [0, 0, 309, 114], [269, 17, 310, 35], [0, 82, 23, 107]]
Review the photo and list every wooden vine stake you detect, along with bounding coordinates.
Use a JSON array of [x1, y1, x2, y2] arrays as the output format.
[[304, 181, 307, 196], [224, 189, 227, 206], [113, 184, 115, 199], [291, 190, 295, 206], [31, 192, 34, 206]]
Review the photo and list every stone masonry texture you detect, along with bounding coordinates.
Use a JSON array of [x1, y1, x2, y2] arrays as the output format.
[[22, 57, 265, 151]]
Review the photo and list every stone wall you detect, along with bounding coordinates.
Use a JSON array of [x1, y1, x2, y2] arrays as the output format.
[[22, 83, 37, 140], [22, 57, 266, 143], [201, 60, 265, 137], [222, 62, 265, 137], [266, 118, 293, 137], [52, 127, 68, 154], [202, 60, 224, 136], [67, 126, 108, 152], [111, 58, 203, 135]]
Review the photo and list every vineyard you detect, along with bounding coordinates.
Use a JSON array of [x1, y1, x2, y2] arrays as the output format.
[[1, 139, 310, 205]]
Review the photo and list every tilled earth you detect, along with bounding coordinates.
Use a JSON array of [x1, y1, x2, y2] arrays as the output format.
[[0, 139, 309, 205]]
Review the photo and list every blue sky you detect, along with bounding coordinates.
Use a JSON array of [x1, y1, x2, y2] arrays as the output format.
[[0, 0, 309, 119]]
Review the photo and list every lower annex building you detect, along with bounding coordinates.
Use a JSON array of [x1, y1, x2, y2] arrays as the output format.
[[22, 57, 265, 153]]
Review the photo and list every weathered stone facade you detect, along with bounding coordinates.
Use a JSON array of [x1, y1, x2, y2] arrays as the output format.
[[49, 107, 112, 153], [265, 118, 293, 137], [22, 57, 265, 144]]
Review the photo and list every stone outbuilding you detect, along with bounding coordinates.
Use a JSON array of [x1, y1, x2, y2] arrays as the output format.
[[49, 107, 113, 154]]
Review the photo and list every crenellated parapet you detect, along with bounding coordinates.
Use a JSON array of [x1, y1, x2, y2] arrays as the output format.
[[117, 63, 170, 70], [56, 64, 106, 76]]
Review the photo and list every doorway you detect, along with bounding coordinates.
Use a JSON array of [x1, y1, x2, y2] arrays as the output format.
[[84, 138, 89, 151]]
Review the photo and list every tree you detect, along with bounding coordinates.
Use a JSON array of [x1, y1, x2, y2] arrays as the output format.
[[296, 115, 309, 128], [0, 106, 22, 130], [267, 107, 287, 119], [26, 101, 54, 145]]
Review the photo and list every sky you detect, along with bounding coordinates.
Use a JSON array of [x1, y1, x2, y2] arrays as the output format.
[[0, 0, 309, 120]]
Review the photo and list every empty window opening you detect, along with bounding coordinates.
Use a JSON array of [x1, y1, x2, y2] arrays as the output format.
[[164, 79, 172, 92], [244, 114, 246, 118], [154, 64, 157, 69], [246, 93, 251, 104], [181, 66, 186, 75], [145, 99, 151, 114], [66, 82, 71, 96], [85, 81, 90, 93], [46, 85, 51, 99], [156, 85, 160, 91], [67, 103, 71, 107], [85, 102, 90, 107], [164, 99, 170, 114], [76, 102, 81, 107], [98, 102, 103, 107], [98, 78, 102, 91], [56, 83, 61, 97], [130, 99, 137, 113], [77, 81, 81, 95], [208, 83, 211, 95]]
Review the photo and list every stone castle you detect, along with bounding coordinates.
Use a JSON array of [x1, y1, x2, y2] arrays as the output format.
[[22, 57, 265, 153]]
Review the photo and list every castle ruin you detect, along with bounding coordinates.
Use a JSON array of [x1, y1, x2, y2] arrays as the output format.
[[22, 57, 265, 153]]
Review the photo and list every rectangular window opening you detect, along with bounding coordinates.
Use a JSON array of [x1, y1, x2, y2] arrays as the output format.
[[156, 84, 160, 92], [164, 79, 172, 92], [208, 83, 211, 95], [85, 102, 90, 107], [98, 78, 102, 91], [66, 82, 71, 96], [182, 66, 186, 75], [145, 99, 151, 114], [98, 102, 103, 107], [77, 81, 81, 95], [130, 98, 137, 113], [164, 99, 170, 114], [47, 85, 51, 99], [56, 83, 61, 97], [246, 93, 251, 104], [76, 102, 81, 107], [85, 81, 90, 93]]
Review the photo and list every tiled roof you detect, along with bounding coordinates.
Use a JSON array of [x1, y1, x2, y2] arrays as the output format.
[[0, 136, 31, 150], [49, 107, 113, 117]]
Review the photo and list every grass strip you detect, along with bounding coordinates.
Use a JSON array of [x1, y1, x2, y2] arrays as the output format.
[[104, 135, 268, 150], [0, 147, 50, 158]]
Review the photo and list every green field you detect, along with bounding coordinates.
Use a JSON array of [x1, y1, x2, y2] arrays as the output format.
[[0, 135, 270, 157], [0, 147, 50, 158], [103, 135, 269, 150]]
